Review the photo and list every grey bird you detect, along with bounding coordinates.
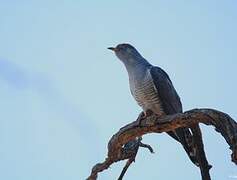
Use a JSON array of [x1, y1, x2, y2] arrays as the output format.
[[108, 43, 198, 166]]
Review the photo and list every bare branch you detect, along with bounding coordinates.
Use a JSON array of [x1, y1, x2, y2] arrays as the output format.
[[190, 124, 212, 180], [118, 159, 134, 180], [87, 108, 237, 180], [139, 142, 155, 153]]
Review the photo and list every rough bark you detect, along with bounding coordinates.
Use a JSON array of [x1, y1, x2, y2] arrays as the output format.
[[87, 108, 237, 180]]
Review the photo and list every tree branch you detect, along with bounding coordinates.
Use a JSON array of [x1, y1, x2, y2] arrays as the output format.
[[190, 124, 212, 180], [87, 108, 237, 180]]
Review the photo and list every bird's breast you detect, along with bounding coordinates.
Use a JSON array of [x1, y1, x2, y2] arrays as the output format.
[[129, 69, 164, 115]]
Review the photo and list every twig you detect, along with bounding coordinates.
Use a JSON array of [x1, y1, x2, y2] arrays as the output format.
[[118, 158, 135, 180], [139, 142, 155, 153], [117, 137, 154, 179]]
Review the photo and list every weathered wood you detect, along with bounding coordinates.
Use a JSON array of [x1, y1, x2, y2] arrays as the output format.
[[87, 108, 237, 180], [190, 125, 212, 180]]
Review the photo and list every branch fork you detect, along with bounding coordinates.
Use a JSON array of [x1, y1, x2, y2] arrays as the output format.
[[87, 108, 237, 180]]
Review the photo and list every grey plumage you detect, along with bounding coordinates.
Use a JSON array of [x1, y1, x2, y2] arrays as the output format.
[[129, 65, 165, 117], [109, 43, 198, 166]]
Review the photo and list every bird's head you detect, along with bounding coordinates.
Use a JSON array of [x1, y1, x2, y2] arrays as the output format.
[[108, 43, 142, 64]]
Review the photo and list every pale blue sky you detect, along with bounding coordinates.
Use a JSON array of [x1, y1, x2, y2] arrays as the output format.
[[0, 0, 236, 180]]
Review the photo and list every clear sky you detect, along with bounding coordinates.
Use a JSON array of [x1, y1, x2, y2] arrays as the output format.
[[0, 0, 237, 179]]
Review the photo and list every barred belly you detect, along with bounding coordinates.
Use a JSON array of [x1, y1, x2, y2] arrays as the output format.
[[130, 69, 165, 116]]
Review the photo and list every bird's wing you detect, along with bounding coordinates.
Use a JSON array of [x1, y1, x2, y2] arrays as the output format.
[[150, 66, 199, 166], [150, 66, 182, 114]]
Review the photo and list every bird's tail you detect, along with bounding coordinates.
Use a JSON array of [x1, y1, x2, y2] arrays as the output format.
[[167, 128, 199, 167]]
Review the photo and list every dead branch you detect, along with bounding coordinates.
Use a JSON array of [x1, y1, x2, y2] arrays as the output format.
[[87, 108, 237, 180], [190, 124, 212, 180]]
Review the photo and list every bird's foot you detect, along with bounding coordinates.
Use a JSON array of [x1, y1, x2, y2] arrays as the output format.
[[136, 110, 153, 126]]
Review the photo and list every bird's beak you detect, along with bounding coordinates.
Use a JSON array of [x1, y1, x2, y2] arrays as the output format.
[[108, 47, 116, 51]]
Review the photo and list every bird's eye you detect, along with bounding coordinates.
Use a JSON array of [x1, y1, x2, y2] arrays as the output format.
[[117, 46, 124, 51]]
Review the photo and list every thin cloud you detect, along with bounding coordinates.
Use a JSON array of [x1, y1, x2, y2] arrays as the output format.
[[0, 59, 30, 89], [0, 58, 98, 146]]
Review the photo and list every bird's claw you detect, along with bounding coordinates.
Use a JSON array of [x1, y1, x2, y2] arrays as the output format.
[[136, 110, 153, 126]]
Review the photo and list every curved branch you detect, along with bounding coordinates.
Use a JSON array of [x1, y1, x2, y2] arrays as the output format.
[[87, 108, 237, 180]]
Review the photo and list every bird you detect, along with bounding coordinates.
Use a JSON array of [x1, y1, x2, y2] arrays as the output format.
[[108, 43, 198, 166]]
